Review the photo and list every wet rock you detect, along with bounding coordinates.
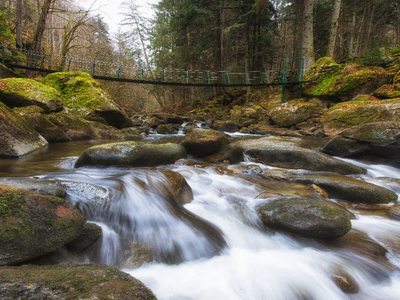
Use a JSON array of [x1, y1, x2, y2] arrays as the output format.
[[311, 184, 329, 198], [257, 196, 352, 239], [321, 229, 395, 271], [234, 164, 263, 174], [66, 222, 103, 252], [208, 136, 366, 175], [0, 179, 67, 198], [0, 263, 157, 300], [156, 123, 178, 134], [0, 185, 85, 266], [0, 102, 48, 158], [213, 166, 235, 176], [174, 158, 191, 167], [25, 246, 76, 266], [213, 121, 238, 133], [0, 78, 64, 113], [387, 205, 400, 218], [290, 173, 398, 204], [329, 267, 360, 294], [180, 128, 230, 158], [42, 72, 133, 128], [322, 122, 400, 162], [111, 127, 143, 141], [144, 168, 194, 205], [74, 141, 187, 168]]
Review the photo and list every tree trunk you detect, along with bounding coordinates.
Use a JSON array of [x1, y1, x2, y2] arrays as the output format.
[[349, 11, 356, 57], [302, 0, 315, 70], [16, 0, 22, 48], [326, 0, 341, 58], [31, 0, 53, 52]]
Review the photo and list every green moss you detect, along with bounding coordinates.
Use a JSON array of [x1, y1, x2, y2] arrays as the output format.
[[0, 264, 158, 300], [0, 78, 62, 102], [42, 72, 115, 113]]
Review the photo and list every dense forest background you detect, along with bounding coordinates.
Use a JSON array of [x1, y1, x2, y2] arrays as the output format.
[[1, 0, 400, 111]]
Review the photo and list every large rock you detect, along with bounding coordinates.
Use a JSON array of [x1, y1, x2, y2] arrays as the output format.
[[257, 196, 352, 239], [322, 122, 400, 162], [0, 185, 85, 266], [0, 263, 157, 300], [303, 58, 390, 102], [180, 128, 230, 158], [290, 173, 398, 204], [207, 136, 366, 175], [268, 99, 322, 128], [42, 72, 133, 128], [75, 141, 187, 168], [0, 78, 64, 112], [321, 97, 400, 136], [0, 179, 67, 198], [0, 102, 48, 157]]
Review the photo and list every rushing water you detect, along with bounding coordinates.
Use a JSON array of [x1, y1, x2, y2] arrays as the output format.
[[1, 134, 400, 300]]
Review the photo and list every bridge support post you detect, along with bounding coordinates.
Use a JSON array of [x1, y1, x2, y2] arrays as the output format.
[[61, 56, 66, 72], [116, 65, 121, 78], [40, 55, 45, 69], [1, 46, 4, 64], [67, 59, 71, 71], [90, 61, 95, 76]]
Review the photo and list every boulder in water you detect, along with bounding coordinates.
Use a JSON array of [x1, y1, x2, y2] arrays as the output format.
[[290, 173, 398, 204], [0, 263, 157, 300], [75, 141, 187, 168], [208, 136, 366, 175], [0, 185, 85, 266], [0, 179, 67, 198], [180, 128, 230, 158], [257, 196, 352, 239], [66, 222, 103, 252]]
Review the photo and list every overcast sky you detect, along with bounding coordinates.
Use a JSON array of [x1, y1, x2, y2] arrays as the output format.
[[82, 0, 159, 36]]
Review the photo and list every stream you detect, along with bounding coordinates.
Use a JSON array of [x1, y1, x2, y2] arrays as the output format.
[[1, 134, 400, 300]]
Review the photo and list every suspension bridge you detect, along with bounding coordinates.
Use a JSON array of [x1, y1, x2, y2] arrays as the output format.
[[1, 46, 309, 101]]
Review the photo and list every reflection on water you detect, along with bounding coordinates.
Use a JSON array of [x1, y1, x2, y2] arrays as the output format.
[[1, 135, 400, 300]]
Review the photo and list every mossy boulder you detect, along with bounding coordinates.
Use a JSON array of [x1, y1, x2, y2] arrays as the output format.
[[374, 84, 400, 99], [207, 136, 366, 175], [180, 128, 231, 158], [212, 120, 238, 133], [0, 185, 85, 266], [268, 99, 323, 128], [13, 108, 72, 142], [257, 196, 352, 239], [321, 97, 400, 135], [229, 104, 266, 122], [156, 123, 178, 134], [75, 141, 187, 168], [0, 102, 48, 157], [0, 263, 157, 299], [322, 122, 400, 161], [0, 78, 64, 112], [304, 59, 390, 102], [42, 72, 133, 128], [47, 112, 103, 140], [111, 127, 143, 141], [290, 173, 398, 204], [65, 222, 103, 252]]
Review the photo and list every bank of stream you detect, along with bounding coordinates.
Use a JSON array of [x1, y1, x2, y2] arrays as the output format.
[[1, 133, 400, 300]]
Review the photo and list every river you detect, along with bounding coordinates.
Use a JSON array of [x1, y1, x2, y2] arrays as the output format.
[[1, 133, 400, 300]]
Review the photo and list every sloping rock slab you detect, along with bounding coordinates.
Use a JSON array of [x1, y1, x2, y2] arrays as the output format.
[[0, 102, 48, 158], [75, 141, 187, 168], [0, 179, 67, 198], [0, 185, 85, 266], [322, 122, 400, 161], [180, 128, 230, 158], [290, 174, 398, 204], [207, 136, 365, 175], [0, 78, 64, 112], [0, 263, 157, 300], [257, 196, 352, 239]]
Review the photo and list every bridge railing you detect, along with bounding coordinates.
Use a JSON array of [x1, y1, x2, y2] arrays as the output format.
[[1, 45, 306, 89]]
